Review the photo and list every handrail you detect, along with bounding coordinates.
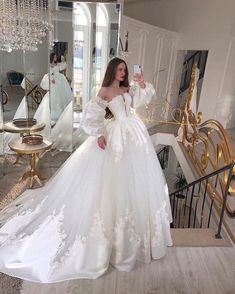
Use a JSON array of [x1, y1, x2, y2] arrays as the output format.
[[0, 85, 9, 111], [171, 162, 234, 195], [156, 146, 169, 170], [169, 162, 234, 239], [26, 83, 43, 106], [26, 84, 38, 97]]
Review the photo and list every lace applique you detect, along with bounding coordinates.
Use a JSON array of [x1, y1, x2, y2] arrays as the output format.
[[142, 223, 151, 254], [0, 196, 49, 245], [113, 208, 141, 245], [151, 201, 170, 248], [1, 200, 171, 275], [50, 210, 110, 273], [1, 205, 65, 248]]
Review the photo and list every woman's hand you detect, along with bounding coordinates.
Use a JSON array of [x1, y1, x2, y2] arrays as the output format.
[[133, 73, 146, 88], [97, 136, 106, 150]]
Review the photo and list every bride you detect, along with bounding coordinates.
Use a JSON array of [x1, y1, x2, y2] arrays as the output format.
[[0, 57, 172, 283]]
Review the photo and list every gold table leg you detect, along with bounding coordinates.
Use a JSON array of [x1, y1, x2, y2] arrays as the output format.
[[19, 153, 44, 188], [14, 153, 21, 164]]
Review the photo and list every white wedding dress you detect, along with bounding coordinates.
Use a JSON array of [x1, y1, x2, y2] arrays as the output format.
[[40, 69, 73, 121], [0, 91, 172, 283]]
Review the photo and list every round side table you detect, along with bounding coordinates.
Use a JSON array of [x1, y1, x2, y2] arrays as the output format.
[[9, 138, 53, 188], [4, 121, 46, 164], [4, 121, 45, 135]]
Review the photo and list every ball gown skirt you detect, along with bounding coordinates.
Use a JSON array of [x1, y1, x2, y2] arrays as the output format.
[[0, 92, 172, 283]]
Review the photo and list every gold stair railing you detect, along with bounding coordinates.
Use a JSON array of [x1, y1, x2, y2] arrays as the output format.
[[137, 62, 235, 226], [136, 62, 235, 241], [178, 64, 235, 221]]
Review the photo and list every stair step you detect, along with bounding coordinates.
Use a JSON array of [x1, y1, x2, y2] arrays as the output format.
[[171, 228, 232, 247]]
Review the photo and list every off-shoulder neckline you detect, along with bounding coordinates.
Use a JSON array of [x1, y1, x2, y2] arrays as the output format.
[[98, 92, 130, 104]]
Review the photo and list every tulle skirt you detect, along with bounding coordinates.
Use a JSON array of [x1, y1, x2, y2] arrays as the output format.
[[0, 126, 172, 283]]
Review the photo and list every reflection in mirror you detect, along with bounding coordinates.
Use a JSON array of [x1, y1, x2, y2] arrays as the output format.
[[73, 2, 93, 111], [23, 38, 51, 142], [1, 51, 25, 123], [24, 42, 49, 119], [49, 1, 74, 152], [0, 50, 27, 154], [73, 2, 120, 112], [94, 3, 120, 96]]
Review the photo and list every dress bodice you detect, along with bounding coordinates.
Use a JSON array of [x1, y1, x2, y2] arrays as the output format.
[[80, 83, 156, 141], [107, 93, 132, 121]]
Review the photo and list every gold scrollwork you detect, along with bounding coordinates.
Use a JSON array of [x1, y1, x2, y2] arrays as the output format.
[[138, 62, 235, 218], [179, 65, 235, 218]]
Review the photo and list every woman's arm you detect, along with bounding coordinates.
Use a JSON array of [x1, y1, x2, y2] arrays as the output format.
[[80, 89, 108, 150], [129, 73, 156, 109]]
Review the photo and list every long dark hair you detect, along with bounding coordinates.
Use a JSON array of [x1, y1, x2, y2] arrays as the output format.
[[50, 52, 57, 64], [102, 57, 129, 87], [102, 58, 129, 119]]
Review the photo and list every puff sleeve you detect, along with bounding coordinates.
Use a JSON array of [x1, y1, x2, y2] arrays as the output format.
[[80, 97, 108, 136], [129, 82, 156, 109]]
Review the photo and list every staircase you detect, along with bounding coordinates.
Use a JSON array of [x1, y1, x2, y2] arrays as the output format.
[[153, 128, 235, 246]]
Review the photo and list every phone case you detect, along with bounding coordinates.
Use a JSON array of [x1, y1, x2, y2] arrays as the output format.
[[134, 64, 141, 75]]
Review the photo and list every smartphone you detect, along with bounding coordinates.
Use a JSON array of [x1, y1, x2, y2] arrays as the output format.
[[133, 64, 142, 75]]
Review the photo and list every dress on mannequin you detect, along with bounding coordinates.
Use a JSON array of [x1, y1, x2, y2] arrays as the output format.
[[50, 68, 72, 121], [39, 73, 73, 151], [0, 85, 172, 283]]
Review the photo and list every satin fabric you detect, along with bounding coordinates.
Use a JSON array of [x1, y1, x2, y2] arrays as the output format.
[[0, 92, 172, 283]]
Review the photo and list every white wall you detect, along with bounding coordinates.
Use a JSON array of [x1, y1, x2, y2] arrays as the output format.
[[124, 0, 235, 127], [120, 16, 178, 126], [121, 16, 178, 95]]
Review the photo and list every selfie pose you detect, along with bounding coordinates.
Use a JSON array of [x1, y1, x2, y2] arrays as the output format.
[[0, 58, 172, 283]]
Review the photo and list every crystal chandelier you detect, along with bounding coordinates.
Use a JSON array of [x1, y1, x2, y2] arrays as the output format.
[[0, 0, 54, 51]]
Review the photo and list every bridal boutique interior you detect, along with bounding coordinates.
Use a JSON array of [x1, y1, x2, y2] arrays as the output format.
[[1, 0, 235, 293]]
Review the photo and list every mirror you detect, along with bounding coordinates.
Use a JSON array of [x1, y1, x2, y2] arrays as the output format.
[[73, 2, 121, 147], [1, 51, 25, 123], [73, 2, 121, 110], [24, 42, 49, 120], [49, 1, 121, 151], [0, 50, 26, 154], [0, 1, 121, 160], [24, 40, 51, 145], [49, 2, 74, 152]]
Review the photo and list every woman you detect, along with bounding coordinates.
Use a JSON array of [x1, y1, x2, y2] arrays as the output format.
[[46, 52, 73, 121], [0, 58, 172, 283], [49, 52, 59, 71], [58, 55, 67, 76]]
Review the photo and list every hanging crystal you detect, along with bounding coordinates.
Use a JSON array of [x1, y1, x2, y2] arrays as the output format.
[[0, 0, 54, 51]]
